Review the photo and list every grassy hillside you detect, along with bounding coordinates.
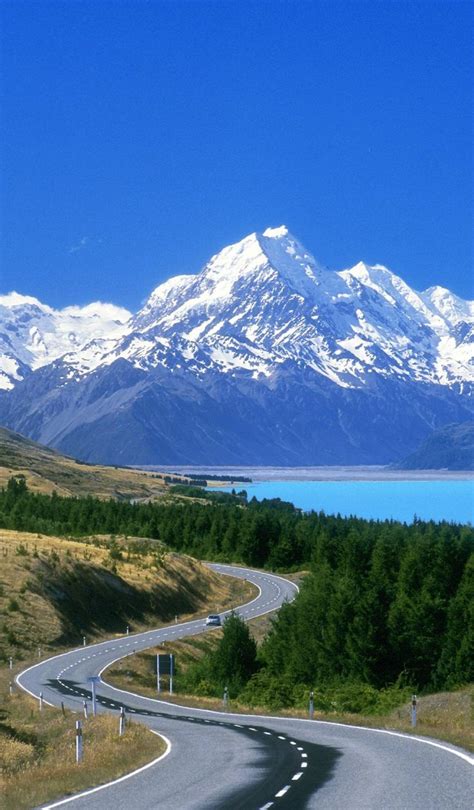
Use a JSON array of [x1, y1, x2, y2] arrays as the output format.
[[0, 529, 255, 662], [0, 529, 255, 808], [0, 427, 172, 499]]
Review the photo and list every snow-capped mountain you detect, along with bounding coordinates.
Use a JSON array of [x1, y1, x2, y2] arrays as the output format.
[[0, 293, 130, 390], [0, 227, 472, 465]]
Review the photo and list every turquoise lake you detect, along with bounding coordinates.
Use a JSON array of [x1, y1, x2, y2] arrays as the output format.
[[221, 480, 474, 523]]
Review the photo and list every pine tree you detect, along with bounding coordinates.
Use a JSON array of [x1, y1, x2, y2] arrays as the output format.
[[211, 612, 257, 695]]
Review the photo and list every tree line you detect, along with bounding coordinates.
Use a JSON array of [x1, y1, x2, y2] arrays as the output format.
[[2, 476, 472, 695]]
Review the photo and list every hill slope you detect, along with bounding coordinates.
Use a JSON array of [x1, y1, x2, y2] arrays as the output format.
[[0, 529, 253, 661], [0, 426, 170, 498], [394, 421, 474, 470]]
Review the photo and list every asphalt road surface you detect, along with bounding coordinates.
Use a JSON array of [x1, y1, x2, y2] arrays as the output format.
[[17, 564, 473, 809]]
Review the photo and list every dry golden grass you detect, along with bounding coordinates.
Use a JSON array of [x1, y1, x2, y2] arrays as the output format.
[[0, 664, 166, 810], [0, 426, 174, 500], [0, 529, 256, 663], [0, 551, 255, 808]]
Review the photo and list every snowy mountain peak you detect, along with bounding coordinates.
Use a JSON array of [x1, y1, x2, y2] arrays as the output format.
[[1, 228, 473, 399], [422, 285, 474, 326], [1, 227, 473, 467], [0, 294, 131, 389], [62, 302, 131, 323], [262, 225, 289, 238], [199, 225, 330, 296], [0, 291, 50, 311]]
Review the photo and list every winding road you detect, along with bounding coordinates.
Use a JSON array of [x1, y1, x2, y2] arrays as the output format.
[[17, 564, 473, 810]]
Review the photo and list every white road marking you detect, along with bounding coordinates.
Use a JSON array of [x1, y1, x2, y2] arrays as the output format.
[[21, 564, 474, 810], [275, 785, 290, 797], [292, 772, 303, 781], [39, 732, 171, 808]]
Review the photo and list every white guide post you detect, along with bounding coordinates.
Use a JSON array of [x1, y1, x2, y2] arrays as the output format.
[[75, 720, 83, 763], [119, 706, 126, 736], [411, 694, 417, 727]]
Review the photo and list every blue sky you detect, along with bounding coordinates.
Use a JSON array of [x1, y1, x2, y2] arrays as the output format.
[[1, 0, 472, 311]]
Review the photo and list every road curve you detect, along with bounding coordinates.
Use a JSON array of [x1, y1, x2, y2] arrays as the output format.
[[17, 564, 473, 810]]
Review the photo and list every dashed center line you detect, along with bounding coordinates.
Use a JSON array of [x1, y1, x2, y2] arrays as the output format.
[[28, 568, 301, 810]]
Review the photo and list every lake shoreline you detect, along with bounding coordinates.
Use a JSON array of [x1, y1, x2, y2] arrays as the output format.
[[136, 464, 474, 483]]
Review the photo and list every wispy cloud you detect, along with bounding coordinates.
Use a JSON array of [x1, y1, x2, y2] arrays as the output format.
[[68, 236, 104, 254], [69, 236, 89, 254]]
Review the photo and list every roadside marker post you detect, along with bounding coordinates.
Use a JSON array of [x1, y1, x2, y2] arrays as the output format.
[[126, 625, 129, 635], [39, 692, 43, 712], [83, 700, 88, 719], [9, 656, 13, 670], [411, 694, 417, 728], [309, 691, 314, 720], [119, 706, 126, 736], [9, 681, 13, 696], [83, 636, 86, 647], [75, 721, 83, 764], [223, 686, 229, 709]]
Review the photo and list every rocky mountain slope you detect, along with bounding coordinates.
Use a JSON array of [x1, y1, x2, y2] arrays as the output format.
[[394, 421, 474, 470], [0, 227, 472, 465]]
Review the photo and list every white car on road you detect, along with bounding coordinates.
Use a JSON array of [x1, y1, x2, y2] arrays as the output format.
[[205, 614, 221, 626]]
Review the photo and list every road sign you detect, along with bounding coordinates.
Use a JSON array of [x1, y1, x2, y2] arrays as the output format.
[[157, 654, 174, 694], [88, 676, 100, 716]]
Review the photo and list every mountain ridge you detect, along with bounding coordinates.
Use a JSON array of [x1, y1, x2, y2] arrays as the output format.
[[0, 226, 472, 465], [393, 421, 474, 471]]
